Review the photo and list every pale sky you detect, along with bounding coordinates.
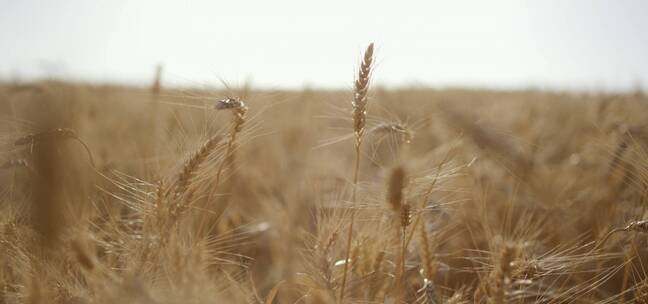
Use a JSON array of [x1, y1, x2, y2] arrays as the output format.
[[2, 0, 648, 91]]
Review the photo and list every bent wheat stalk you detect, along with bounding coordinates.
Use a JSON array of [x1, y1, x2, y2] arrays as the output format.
[[16, 128, 96, 167], [594, 219, 648, 250], [213, 98, 248, 189]]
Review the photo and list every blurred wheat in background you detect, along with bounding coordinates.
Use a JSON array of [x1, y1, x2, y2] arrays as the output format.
[[2, 40, 648, 303]]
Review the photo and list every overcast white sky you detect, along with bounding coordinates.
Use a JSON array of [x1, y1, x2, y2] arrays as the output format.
[[1, 0, 647, 91]]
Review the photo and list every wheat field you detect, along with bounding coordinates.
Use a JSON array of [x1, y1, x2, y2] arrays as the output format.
[[1, 44, 648, 303]]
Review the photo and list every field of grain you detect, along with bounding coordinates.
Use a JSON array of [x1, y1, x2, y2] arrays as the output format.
[[1, 45, 648, 303]]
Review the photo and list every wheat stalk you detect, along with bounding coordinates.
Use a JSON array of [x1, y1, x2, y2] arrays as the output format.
[[339, 42, 374, 304], [386, 165, 410, 298]]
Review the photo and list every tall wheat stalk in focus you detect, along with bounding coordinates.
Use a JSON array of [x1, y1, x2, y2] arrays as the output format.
[[338, 42, 374, 304]]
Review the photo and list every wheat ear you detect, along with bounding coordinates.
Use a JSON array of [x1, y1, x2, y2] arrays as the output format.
[[166, 134, 224, 223]]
